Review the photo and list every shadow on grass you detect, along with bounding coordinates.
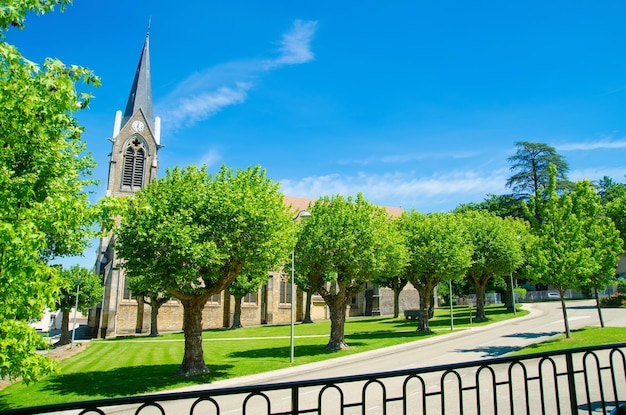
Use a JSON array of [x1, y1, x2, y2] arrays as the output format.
[[39, 364, 232, 398], [229, 331, 428, 360]]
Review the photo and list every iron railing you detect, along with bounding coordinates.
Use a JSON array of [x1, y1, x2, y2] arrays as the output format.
[[1, 343, 625, 415]]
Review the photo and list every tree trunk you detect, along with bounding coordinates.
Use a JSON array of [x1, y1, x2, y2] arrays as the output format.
[[56, 308, 72, 346], [231, 295, 243, 329], [136, 296, 144, 334], [393, 284, 401, 318], [505, 276, 514, 312], [594, 285, 604, 328], [149, 298, 159, 337], [475, 281, 488, 321], [417, 287, 432, 332], [325, 297, 348, 351], [302, 288, 314, 324], [560, 292, 571, 338], [177, 296, 210, 377]]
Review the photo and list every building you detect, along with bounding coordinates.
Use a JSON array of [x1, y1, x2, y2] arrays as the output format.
[[88, 34, 418, 338]]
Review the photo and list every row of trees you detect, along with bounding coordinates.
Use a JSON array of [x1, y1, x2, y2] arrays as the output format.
[[112, 159, 622, 376]]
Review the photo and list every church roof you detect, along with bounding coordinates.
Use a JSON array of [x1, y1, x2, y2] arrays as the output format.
[[122, 33, 153, 132], [284, 195, 404, 217]]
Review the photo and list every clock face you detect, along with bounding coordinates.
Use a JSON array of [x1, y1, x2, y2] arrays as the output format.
[[131, 120, 144, 133]]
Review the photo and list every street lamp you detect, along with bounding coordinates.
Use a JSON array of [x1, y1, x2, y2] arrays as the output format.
[[291, 210, 311, 363], [71, 275, 81, 349], [510, 271, 516, 316]]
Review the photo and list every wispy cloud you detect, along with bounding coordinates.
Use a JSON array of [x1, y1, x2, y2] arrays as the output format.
[[157, 20, 318, 132], [280, 168, 509, 212], [339, 150, 481, 165], [269, 20, 318, 66], [198, 148, 222, 169], [556, 138, 626, 151]]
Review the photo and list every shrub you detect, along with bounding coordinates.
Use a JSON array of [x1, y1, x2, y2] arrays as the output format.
[[599, 294, 626, 308]]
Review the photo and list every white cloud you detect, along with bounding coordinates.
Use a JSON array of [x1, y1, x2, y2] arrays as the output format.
[[339, 150, 481, 165], [162, 83, 250, 130], [197, 148, 222, 169], [270, 20, 318, 66], [556, 138, 626, 151], [157, 20, 318, 132], [570, 167, 626, 183], [280, 168, 509, 212]]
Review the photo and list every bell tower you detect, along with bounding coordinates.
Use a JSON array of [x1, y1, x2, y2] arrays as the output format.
[[92, 31, 161, 338], [106, 31, 161, 197]]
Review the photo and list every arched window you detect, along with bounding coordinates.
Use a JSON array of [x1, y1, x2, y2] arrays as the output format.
[[122, 138, 145, 190]]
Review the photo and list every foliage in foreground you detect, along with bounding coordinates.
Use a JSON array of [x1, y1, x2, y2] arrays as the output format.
[[0, 0, 99, 383]]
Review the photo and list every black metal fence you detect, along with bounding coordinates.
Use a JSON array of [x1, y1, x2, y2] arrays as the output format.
[[2, 343, 625, 415]]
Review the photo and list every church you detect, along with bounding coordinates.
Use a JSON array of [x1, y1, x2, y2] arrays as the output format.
[[87, 34, 418, 338]]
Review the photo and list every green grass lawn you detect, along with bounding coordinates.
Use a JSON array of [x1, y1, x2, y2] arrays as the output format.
[[1, 304, 526, 409], [510, 326, 626, 355]]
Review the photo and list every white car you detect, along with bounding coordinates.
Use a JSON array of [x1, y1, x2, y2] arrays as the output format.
[[547, 291, 560, 300]]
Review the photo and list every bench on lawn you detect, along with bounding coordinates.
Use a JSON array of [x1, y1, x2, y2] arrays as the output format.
[[404, 309, 421, 320]]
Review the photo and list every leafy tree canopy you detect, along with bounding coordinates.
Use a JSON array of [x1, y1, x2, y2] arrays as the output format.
[[296, 194, 408, 350], [0, 0, 99, 383], [400, 211, 472, 331], [115, 164, 294, 376]]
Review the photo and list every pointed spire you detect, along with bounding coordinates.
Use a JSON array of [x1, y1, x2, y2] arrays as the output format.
[[122, 30, 153, 131]]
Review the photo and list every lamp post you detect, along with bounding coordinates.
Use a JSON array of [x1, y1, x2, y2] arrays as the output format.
[[71, 276, 81, 349], [449, 279, 454, 331], [291, 210, 310, 363], [510, 271, 516, 316]]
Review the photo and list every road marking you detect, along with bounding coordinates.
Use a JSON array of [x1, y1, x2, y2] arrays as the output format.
[[549, 316, 590, 324]]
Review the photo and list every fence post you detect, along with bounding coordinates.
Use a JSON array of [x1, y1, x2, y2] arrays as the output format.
[[291, 385, 299, 415], [566, 351, 579, 414]]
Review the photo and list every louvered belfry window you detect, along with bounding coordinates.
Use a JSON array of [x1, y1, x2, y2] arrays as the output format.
[[122, 138, 145, 190]]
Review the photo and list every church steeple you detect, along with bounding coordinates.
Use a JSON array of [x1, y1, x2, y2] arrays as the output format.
[[106, 31, 160, 198], [121, 32, 154, 132]]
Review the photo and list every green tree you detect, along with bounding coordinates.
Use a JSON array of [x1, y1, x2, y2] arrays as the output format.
[[400, 212, 472, 331], [53, 266, 102, 346], [0, 1, 99, 383], [598, 177, 626, 250], [524, 164, 587, 338], [296, 194, 408, 350], [454, 193, 525, 219], [506, 141, 571, 200], [228, 271, 268, 329], [127, 280, 171, 337], [463, 211, 525, 321], [372, 216, 411, 318], [571, 180, 623, 327], [115, 165, 293, 376]]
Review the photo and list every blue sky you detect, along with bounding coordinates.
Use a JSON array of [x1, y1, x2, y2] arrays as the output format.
[[6, 1, 626, 265]]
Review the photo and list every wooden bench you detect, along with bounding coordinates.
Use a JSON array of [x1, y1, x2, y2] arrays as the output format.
[[404, 309, 421, 320]]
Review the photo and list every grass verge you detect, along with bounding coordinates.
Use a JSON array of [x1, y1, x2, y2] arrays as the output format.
[[510, 326, 626, 355], [0, 304, 523, 409]]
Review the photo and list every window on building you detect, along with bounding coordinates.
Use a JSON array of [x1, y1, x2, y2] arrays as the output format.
[[207, 293, 221, 304], [122, 137, 145, 190], [122, 277, 132, 300], [243, 292, 258, 304], [279, 280, 292, 304]]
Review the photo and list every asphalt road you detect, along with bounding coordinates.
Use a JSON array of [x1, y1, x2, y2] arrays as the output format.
[[198, 299, 626, 388]]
